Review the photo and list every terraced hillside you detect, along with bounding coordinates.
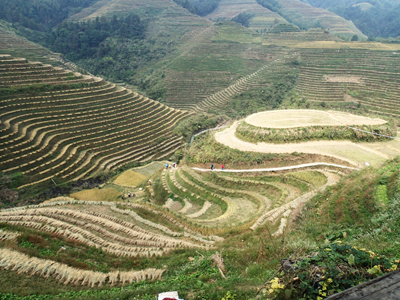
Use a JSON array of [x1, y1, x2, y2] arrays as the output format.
[[0, 24, 62, 66], [205, 0, 288, 31], [0, 197, 217, 286], [0, 164, 341, 291], [0, 55, 190, 188], [275, 0, 366, 40], [68, 0, 211, 51], [163, 22, 295, 112], [295, 49, 400, 118], [160, 165, 342, 234], [263, 29, 340, 46]]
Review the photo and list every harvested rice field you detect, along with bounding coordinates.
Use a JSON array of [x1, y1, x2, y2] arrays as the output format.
[[113, 170, 148, 187], [70, 188, 122, 202], [245, 109, 387, 128]]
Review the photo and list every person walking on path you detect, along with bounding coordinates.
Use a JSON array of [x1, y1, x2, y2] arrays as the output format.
[[211, 163, 214, 170], [165, 163, 169, 170], [221, 164, 225, 171]]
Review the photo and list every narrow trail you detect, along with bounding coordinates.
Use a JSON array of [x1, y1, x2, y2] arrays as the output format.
[[190, 121, 231, 144], [214, 121, 390, 167], [192, 162, 359, 173]]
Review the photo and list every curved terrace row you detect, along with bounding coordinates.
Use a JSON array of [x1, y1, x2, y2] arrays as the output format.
[[0, 55, 190, 188]]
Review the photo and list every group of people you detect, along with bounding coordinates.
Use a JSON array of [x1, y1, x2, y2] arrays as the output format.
[[121, 192, 134, 200], [165, 163, 177, 170], [166, 162, 225, 171], [211, 164, 224, 171]]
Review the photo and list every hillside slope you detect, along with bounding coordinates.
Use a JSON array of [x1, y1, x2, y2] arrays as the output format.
[[205, 0, 288, 31], [0, 22, 65, 67], [65, 0, 212, 101], [0, 55, 190, 189], [301, 0, 400, 38], [68, 0, 211, 43], [272, 0, 367, 40]]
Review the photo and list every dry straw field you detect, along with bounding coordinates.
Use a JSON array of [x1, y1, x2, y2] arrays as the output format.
[[160, 165, 342, 234], [0, 197, 221, 286], [245, 110, 387, 128], [113, 170, 148, 187]]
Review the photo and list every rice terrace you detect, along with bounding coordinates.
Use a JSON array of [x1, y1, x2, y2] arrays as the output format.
[[0, 0, 400, 299]]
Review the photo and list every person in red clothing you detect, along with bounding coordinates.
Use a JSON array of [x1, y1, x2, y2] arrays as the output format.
[[221, 164, 224, 170]]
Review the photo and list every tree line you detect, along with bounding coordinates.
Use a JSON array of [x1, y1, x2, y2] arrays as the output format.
[[0, 0, 98, 32], [47, 15, 146, 60], [172, 0, 221, 16]]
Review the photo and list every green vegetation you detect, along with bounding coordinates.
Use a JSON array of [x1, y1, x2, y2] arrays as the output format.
[[1, 158, 399, 299], [2, 2, 400, 299], [0, 223, 160, 273], [224, 71, 297, 118], [173, 114, 221, 143], [256, 0, 282, 12], [173, 0, 221, 16], [47, 14, 145, 60], [0, 0, 98, 33], [257, 0, 366, 39], [231, 12, 255, 28], [186, 133, 348, 168], [263, 241, 399, 299], [236, 120, 397, 144], [300, 158, 400, 248], [303, 0, 400, 38]]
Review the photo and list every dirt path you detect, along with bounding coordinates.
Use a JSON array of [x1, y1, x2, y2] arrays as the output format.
[[193, 162, 358, 172], [214, 121, 390, 167]]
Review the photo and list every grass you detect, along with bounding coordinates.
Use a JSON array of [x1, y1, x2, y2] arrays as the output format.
[[70, 187, 122, 201], [0, 223, 159, 274], [236, 120, 396, 144], [283, 41, 400, 50], [3, 11, 400, 299], [132, 161, 165, 177], [169, 56, 245, 72], [123, 205, 183, 233], [0, 269, 94, 296], [113, 170, 148, 187], [1, 157, 400, 299], [202, 171, 282, 202], [187, 133, 355, 169], [216, 121, 394, 167], [288, 170, 327, 188], [299, 158, 400, 237], [211, 22, 263, 44]]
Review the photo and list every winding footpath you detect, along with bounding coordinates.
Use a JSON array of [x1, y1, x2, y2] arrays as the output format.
[[214, 121, 391, 167], [193, 162, 359, 173]]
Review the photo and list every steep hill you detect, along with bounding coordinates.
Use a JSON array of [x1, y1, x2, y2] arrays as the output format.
[[67, 0, 211, 43], [0, 55, 190, 189], [63, 0, 212, 101], [301, 0, 400, 38], [0, 22, 63, 66], [204, 0, 288, 32], [294, 48, 400, 119], [273, 0, 367, 40], [163, 22, 294, 111]]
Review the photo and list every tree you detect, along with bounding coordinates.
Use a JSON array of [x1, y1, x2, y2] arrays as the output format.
[[351, 34, 359, 41]]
